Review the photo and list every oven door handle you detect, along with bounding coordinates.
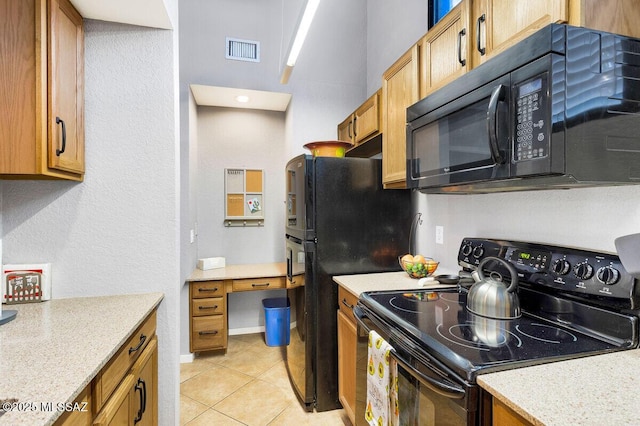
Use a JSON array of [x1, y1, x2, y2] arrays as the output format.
[[355, 310, 466, 400], [390, 349, 466, 400]]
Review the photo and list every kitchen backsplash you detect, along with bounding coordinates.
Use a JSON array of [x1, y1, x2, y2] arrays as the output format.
[[415, 185, 640, 271]]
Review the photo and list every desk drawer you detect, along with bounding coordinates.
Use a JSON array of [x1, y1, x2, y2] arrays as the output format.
[[191, 297, 224, 317], [232, 277, 285, 292], [338, 285, 358, 319], [191, 316, 226, 351], [191, 281, 224, 298]]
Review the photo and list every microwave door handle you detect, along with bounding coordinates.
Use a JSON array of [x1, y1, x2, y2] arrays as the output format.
[[487, 84, 506, 164]]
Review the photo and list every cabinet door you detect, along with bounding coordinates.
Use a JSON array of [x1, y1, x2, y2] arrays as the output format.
[[337, 309, 357, 425], [338, 115, 354, 143], [420, 1, 470, 98], [93, 374, 135, 426], [49, 0, 85, 174], [354, 90, 381, 144], [131, 337, 158, 426], [473, 0, 566, 66], [382, 45, 418, 188]]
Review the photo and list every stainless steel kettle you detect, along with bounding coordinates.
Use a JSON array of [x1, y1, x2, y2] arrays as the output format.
[[466, 256, 521, 319]]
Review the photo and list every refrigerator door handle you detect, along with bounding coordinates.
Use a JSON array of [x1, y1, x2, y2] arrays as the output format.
[[287, 247, 293, 281]]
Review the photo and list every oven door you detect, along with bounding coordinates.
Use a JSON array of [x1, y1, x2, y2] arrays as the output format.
[[354, 304, 481, 426], [406, 74, 511, 191]]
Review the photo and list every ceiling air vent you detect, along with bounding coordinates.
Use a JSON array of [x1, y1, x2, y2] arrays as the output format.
[[226, 37, 260, 62]]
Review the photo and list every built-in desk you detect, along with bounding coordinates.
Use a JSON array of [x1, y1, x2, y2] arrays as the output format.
[[187, 263, 302, 353]]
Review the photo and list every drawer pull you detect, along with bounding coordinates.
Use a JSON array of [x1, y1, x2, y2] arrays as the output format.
[[252, 283, 270, 288], [199, 305, 218, 310], [342, 298, 354, 309], [198, 287, 219, 292], [129, 333, 147, 355], [199, 330, 219, 336]]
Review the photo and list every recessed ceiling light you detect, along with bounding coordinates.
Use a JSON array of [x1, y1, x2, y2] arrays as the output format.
[[236, 95, 250, 103]]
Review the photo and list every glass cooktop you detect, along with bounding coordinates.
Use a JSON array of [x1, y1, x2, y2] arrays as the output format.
[[359, 288, 628, 382]]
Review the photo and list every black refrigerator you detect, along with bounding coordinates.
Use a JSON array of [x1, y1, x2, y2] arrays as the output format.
[[284, 154, 412, 412]]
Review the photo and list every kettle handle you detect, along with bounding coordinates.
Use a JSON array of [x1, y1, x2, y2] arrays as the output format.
[[477, 256, 518, 293]]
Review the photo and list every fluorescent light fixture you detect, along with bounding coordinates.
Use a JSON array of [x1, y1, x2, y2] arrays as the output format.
[[235, 95, 250, 103], [280, 0, 321, 84]]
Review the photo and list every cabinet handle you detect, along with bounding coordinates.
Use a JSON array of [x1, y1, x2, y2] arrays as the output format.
[[55, 117, 66, 156], [341, 298, 354, 309], [199, 330, 219, 335], [133, 378, 147, 424], [198, 287, 219, 292], [348, 121, 353, 139], [457, 28, 466, 66], [252, 283, 270, 288], [476, 14, 486, 56], [352, 117, 357, 139], [198, 305, 218, 310], [129, 333, 147, 355]]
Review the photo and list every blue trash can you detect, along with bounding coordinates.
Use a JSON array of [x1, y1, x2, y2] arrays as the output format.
[[262, 297, 290, 346]]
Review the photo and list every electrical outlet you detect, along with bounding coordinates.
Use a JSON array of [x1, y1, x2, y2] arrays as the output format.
[[190, 229, 195, 244], [435, 226, 444, 244]]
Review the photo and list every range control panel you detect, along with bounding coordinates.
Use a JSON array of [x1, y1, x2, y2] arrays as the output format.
[[458, 238, 636, 302]]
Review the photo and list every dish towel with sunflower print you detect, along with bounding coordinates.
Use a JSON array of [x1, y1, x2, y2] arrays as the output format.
[[365, 330, 399, 426]]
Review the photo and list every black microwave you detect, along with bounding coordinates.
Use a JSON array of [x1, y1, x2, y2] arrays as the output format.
[[406, 24, 640, 193]]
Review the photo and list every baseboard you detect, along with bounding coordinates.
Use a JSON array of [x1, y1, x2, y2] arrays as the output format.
[[229, 321, 297, 336], [180, 353, 195, 364], [229, 325, 264, 336]]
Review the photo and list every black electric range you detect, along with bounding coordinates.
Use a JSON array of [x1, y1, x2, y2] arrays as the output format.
[[357, 238, 639, 383]]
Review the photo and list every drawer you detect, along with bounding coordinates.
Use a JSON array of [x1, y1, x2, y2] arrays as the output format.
[[191, 316, 226, 351], [338, 285, 358, 320], [191, 281, 225, 298], [232, 276, 285, 292], [94, 310, 156, 411], [191, 297, 224, 317]]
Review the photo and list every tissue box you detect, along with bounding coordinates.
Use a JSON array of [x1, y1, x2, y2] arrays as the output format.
[[3, 263, 52, 304], [197, 257, 226, 271]]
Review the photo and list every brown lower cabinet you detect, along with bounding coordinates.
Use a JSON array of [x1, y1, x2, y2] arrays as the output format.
[[53, 310, 158, 426], [491, 397, 532, 426], [337, 285, 360, 425]]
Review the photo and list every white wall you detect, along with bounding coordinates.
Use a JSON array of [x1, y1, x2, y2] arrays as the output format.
[[415, 186, 640, 271], [196, 107, 287, 331], [366, 0, 429, 96], [1, 19, 180, 425]]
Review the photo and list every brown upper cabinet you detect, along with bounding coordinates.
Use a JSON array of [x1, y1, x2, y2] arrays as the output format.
[[473, 0, 640, 68], [338, 89, 382, 150], [382, 46, 419, 188], [0, 0, 85, 181], [419, 0, 471, 99]]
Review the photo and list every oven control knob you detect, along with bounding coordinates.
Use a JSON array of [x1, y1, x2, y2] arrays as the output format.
[[552, 259, 571, 275], [596, 266, 620, 285], [472, 246, 485, 259], [574, 262, 594, 280], [461, 244, 473, 257]]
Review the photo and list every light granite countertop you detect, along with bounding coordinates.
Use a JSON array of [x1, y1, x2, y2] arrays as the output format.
[[478, 348, 640, 426], [333, 267, 460, 298], [187, 262, 286, 282], [0, 292, 164, 426]]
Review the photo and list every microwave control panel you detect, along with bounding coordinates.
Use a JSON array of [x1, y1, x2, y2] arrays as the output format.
[[514, 73, 548, 162]]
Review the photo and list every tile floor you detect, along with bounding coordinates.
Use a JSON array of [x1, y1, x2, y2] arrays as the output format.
[[180, 333, 350, 425]]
